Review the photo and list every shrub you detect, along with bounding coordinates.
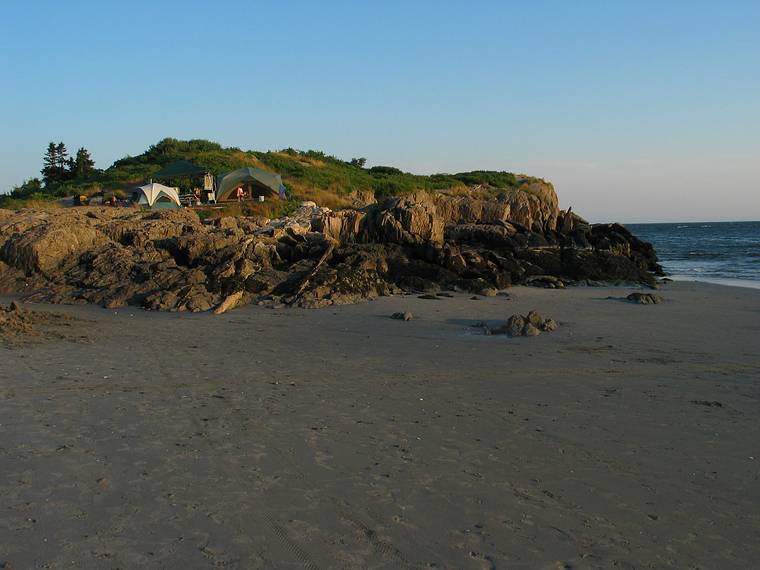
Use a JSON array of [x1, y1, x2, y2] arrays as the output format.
[[453, 171, 518, 188], [368, 166, 403, 177]]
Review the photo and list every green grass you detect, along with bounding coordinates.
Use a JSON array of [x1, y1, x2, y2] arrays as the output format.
[[0, 193, 61, 210], [2, 137, 546, 210]]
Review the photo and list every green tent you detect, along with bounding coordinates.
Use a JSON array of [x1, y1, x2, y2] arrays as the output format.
[[153, 160, 208, 179], [215, 167, 285, 200]]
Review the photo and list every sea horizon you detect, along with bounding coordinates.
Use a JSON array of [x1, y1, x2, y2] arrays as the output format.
[[627, 220, 760, 289], [622, 219, 760, 225]]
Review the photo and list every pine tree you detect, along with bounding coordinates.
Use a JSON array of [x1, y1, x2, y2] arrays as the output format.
[[41, 142, 59, 185], [55, 142, 70, 180], [72, 147, 95, 178]]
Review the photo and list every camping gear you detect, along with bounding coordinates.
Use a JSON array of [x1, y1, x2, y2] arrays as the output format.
[[215, 167, 285, 201], [133, 183, 181, 209]]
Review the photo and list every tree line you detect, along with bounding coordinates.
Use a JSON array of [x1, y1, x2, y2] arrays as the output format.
[[1, 141, 99, 205], [41, 142, 96, 186]]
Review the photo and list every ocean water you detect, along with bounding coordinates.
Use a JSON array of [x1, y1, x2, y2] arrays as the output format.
[[627, 221, 760, 289]]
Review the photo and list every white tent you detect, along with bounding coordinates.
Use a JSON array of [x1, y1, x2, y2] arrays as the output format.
[[134, 183, 181, 209]]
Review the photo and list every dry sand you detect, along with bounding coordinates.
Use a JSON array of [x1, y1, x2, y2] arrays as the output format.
[[1, 282, 759, 569]]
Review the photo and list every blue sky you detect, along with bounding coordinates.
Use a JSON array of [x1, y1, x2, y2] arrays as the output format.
[[1, 0, 758, 222]]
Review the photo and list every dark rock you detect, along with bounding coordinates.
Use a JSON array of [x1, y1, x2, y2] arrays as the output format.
[[691, 400, 723, 407], [397, 276, 440, 293], [525, 275, 565, 289], [390, 311, 413, 321], [445, 223, 517, 246], [505, 315, 526, 336], [526, 232, 550, 248]]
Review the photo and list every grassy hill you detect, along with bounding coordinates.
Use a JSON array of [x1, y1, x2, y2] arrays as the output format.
[[2, 138, 547, 216]]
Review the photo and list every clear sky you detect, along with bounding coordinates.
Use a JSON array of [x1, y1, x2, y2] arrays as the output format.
[[1, 0, 758, 222]]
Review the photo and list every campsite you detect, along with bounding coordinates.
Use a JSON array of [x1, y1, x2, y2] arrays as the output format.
[[103, 160, 287, 211]]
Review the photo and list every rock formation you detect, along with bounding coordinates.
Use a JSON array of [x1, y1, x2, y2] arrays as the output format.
[[487, 311, 559, 337], [0, 187, 662, 313]]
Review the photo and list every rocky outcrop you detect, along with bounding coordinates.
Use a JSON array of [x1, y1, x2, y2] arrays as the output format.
[[313, 187, 560, 246], [0, 208, 112, 276], [0, 186, 661, 313], [434, 188, 558, 233]]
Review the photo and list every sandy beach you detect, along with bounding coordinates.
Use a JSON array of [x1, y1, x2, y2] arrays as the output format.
[[1, 281, 759, 569]]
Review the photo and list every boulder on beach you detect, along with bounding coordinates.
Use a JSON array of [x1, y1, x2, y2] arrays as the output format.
[[490, 310, 559, 337]]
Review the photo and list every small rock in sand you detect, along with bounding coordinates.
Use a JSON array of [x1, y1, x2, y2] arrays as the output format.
[[627, 292, 664, 305], [479, 287, 498, 297], [691, 400, 723, 407], [541, 318, 559, 332], [391, 312, 413, 321]]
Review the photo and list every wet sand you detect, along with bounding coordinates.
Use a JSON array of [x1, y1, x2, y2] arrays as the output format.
[[1, 282, 759, 569]]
